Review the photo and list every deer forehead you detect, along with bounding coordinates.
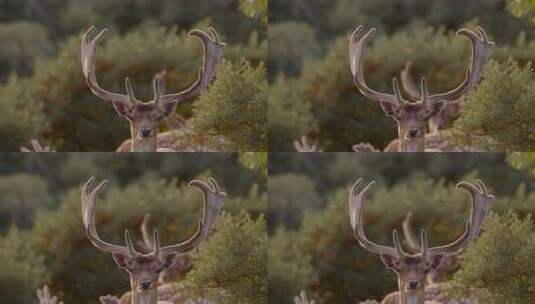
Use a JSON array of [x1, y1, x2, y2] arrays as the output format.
[[132, 104, 158, 113]]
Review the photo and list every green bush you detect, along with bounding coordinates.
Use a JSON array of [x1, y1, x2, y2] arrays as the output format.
[[187, 212, 267, 304], [191, 60, 267, 151], [454, 212, 535, 303], [454, 60, 535, 151]]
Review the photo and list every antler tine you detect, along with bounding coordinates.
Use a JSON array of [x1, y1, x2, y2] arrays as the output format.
[[81, 26, 132, 106], [153, 229, 160, 257], [456, 179, 494, 241], [124, 230, 139, 256], [420, 229, 428, 256], [401, 211, 421, 253], [81, 177, 131, 256], [399, 61, 422, 101], [159, 178, 226, 255], [348, 26, 398, 104], [158, 28, 226, 107], [457, 26, 495, 90], [392, 78, 405, 105], [294, 291, 316, 304], [348, 179, 398, 256], [420, 78, 429, 105], [152, 75, 162, 106], [392, 230, 407, 256], [125, 77, 138, 104]]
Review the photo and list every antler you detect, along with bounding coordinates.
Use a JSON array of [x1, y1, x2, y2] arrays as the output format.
[[157, 28, 226, 107], [81, 177, 226, 258], [349, 25, 471, 105], [159, 177, 226, 255], [81, 177, 139, 257], [456, 179, 494, 241], [294, 291, 316, 304], [349, 179, 472, 258], [36, 285, 63, 304], [99, 295, 120, 304], [294, 136, 319, 152], [399, 27, 494, 102], [401, 211, 420, 252], [81, 26, 134, 107]]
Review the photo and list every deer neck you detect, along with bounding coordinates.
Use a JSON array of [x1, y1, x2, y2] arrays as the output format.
[[131, 126, 158, 152], [398, 278, 425, 304], [398, 129, 425, 152], [130, 278, 158, 304]]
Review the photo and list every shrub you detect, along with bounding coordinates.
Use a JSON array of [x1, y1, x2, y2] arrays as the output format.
[[453, 59, 535, 151], [191, 60, 267, 151], [454, 212, 535, 303], [187, 212, 267, 304]]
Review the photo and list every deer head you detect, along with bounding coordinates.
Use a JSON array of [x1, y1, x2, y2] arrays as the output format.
[[349, 26, 494, 152], [81, 177, 226, 304], [81, 26, 225, 152], [348, 179, 475, 304], [399, 28, 494, 133]]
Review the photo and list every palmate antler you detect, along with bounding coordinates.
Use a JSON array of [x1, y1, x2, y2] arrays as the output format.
[[348, 179, 472, 259], [36, 285, 63, 304], [81, 26, 225, 113], [349, 25, 472, 107], [294, 291, 316, 304], [81, 177, 226, 258], [399, 27, 495, 101]]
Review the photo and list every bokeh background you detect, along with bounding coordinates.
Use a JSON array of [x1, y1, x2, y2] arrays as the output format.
[[268, 152, 535, 303], [0, 0, 267, 151], [0, 152, 267, 303], [268, 0, 535, 151]]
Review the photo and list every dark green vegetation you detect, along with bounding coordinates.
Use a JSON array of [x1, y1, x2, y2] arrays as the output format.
[[269, 0, 535, 151], [0, 0, 266, 151], [0, 153, 267, 304], [268, 153, 535, 303]]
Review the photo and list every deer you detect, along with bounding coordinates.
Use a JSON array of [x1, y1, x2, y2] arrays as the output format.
[[81, 26, 225, 152], [36, 285, 63, 304], [349, 26, 494, 152], [81, 176, 226, 304], [348, 178, 494, 304], [294, 291, 315, 304], [294, 136, 321, 152]]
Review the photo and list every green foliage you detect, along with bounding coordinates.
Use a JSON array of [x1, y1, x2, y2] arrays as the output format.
[[508, 152, 535, 176], [267, 174, 321, 233], [454, 59, 535, 151], [240, 152, 268, 179], [268, 76, 316, 150], [268, 229, 313, 304], [187, 212, 267, 304], [191, 60, 267, 151], [0, 228, 46, 303], [238, 0, 268, 25], [506, 0, 535, 24], [0, 22, 53, 81], [0, 174, 52, 231], [454, 212, 535, 303], [268, 22, 320, 77]]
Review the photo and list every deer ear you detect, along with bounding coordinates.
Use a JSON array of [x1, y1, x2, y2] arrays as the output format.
[[425, 253, 445, 273], [380, 253, 400, 273], [112, 252, 131, 269], [160, 252, 177, 269], [424, 100, 447, 119], [379, 100, 399, 118], [112, 101, 133, 120], [157, 101, 178, 120]]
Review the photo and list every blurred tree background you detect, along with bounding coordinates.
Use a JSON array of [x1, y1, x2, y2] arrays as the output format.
[[267, 152, 535, 303], [268, 0, 535, 151], [0, 0, 267, 151], [0, 153, 267, 304]]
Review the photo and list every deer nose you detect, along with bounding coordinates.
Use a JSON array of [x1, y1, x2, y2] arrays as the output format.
[[408, 129, 419, 138], [408, 280, 419, 290], [140, 281, 152, 290], [140, 128, 152, 138]]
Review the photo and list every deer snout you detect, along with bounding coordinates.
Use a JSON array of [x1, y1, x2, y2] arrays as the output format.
[[407, 129, 419, 138], [139, 128, 153, 138], [407, 280, 419, 290], [139, 281, 152, 290]]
